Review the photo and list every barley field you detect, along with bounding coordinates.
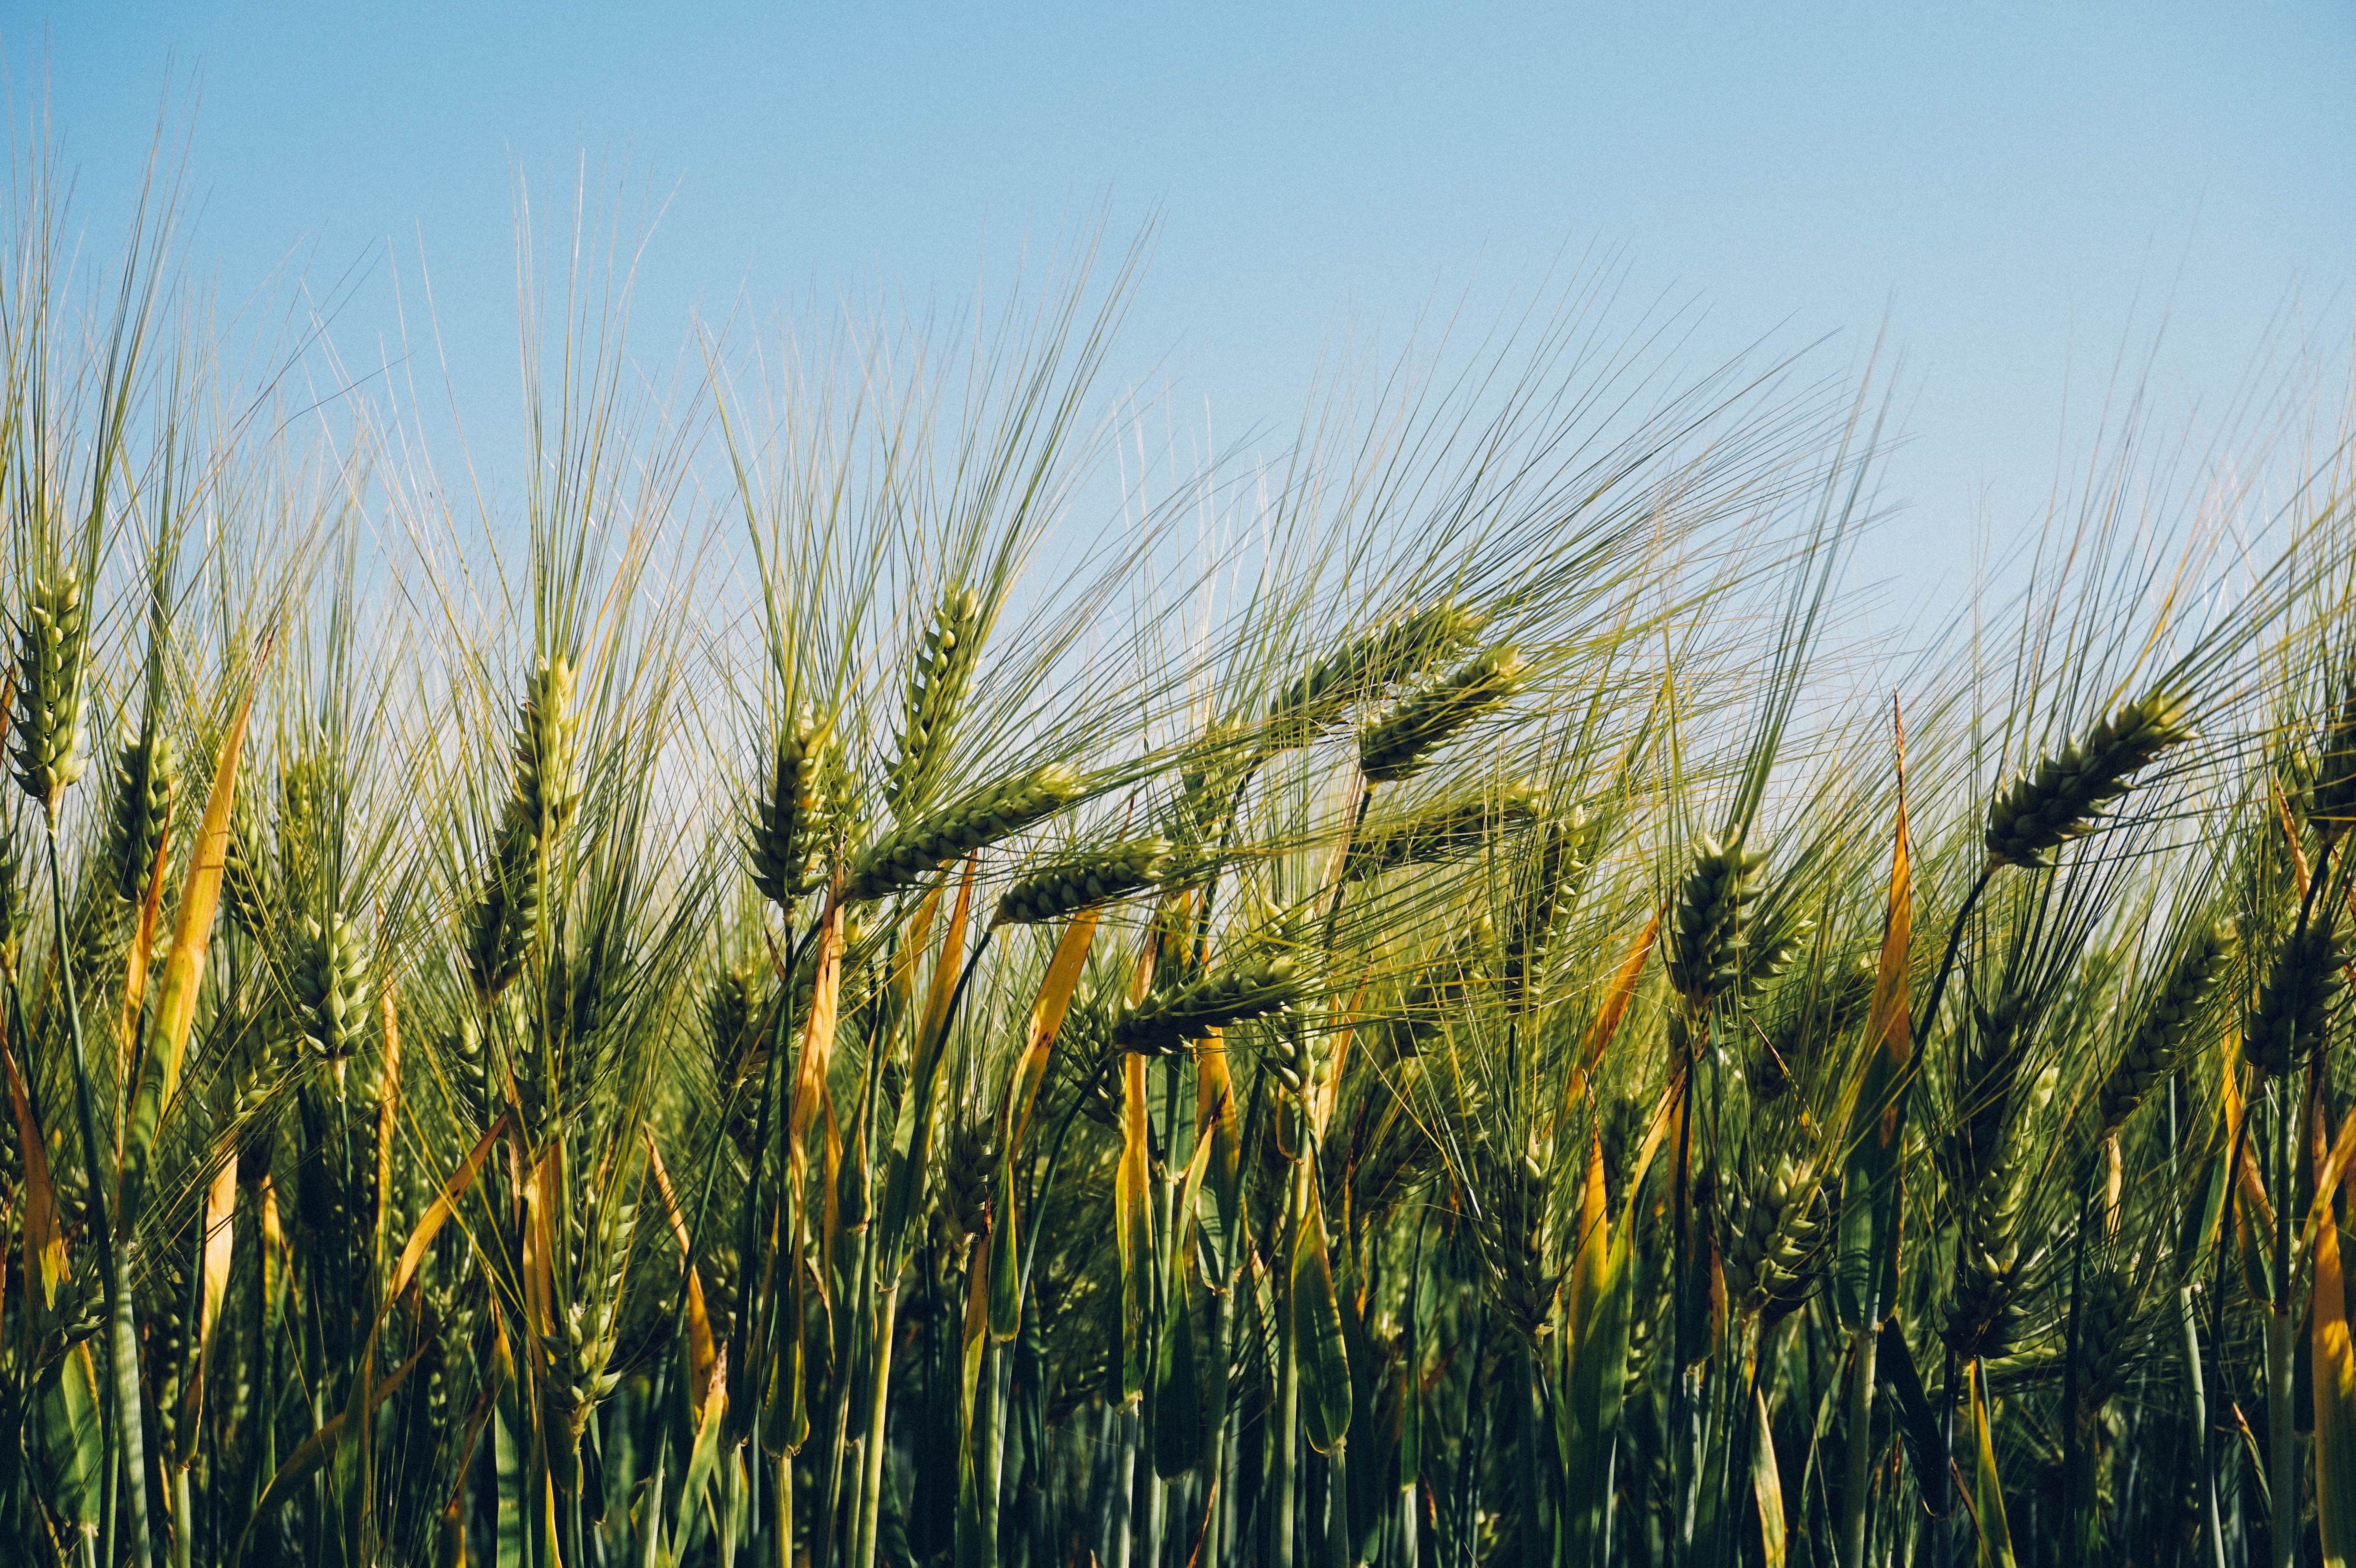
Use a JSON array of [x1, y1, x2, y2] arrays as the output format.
[[4, 171, 2356, 1568]]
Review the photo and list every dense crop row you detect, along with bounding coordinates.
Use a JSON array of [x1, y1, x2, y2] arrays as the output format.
[[4, 171, 2356, 1568]]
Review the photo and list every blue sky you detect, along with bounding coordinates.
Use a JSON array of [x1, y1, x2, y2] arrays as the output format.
[[22, 3, 2356, 604]]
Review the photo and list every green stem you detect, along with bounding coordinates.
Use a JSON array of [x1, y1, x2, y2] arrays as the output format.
[[47, 822, 150, 1568], [2179, 1284, 2226, 1568], [1274, 1148, 1304, 1568], [852, 1284, 901, 1568], [1328, 1434, 1352, 1568], [1839, 1325, 1876, 1568], [775, 1450, 792, 1568]]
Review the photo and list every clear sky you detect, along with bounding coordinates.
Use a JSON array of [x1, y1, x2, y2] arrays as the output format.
[[21, 3, 2356, 604]]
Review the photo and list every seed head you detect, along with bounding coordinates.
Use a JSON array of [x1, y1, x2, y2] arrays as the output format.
[[1665, 827, 1767, 1006], [1357, 646, 1526, 784], [2071, 1267, 2140, 1408], [294, 912, 373, 1063], [0, 813, 29, 973], [2245, 909, 2344, 1078], [1500, 811, 1586, 1012], [1750, 952, 1877, 1101], [12, 570, 93, 814], [104, 723, 177, 905], [1173, 721, 1252, 841], [1950, 997, 2027, 1187], [1473, 1141, 1560, 1340], [1719, 1154, 1830, 1325], [466, 814, 545, 1003], [929, 1119, 997, 1269], [2096, 918, 2236, 1135], [513, 656, 582, 848], [224, 783, 273, 942], [2312, 676, 2356, 842], [1984, 688, 2194, 869], [1941, 1169, 2030, 1360], [846, 763, 1081, 903], [1388, 914, 1494, 1059], [1267, 602, 1486, 749], [1343, 784, 1538, 883], [994, 837, 1174, 926], [466, 658, 579, 1002], [1111, 955, 1301, 1057], [884, 586, 983, 822], [749, 706, 836, 907]]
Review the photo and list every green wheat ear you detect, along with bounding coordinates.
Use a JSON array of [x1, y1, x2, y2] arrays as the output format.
[[1343, 784, 1539, 883], [2245, 908, 2344, 1078], [1108, 953, 1301, 1057], [2095, 917, 2236, 1135], [1983, 686, 2195, 868], [884, 585, 983, 822], [1267, 601, 1486, 748], [103, 724, 177, 904], [1473, 1143, 1561, 1341], [1386, 913, 1493, 1060], [515, 655, 583, 844], [465, 656, 581, 1002], [1500, 809, 1586, 1012], [845, 762, 1080, 903], [749, 705, 836, 908], [1665, 827, 1767, 1007], [1720, 1152, 1830, 1325], [993, 836, 1173, 926], [0, 811, 29, 977], [12, 570, 93, 817], [293, 911, 373, 1063], [223, 783, 274, 941], [1357, 645, 1527, 783], [1751, 952, 1876, 1100]]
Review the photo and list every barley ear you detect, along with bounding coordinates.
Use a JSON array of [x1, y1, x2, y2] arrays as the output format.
[[993, 837, 1174, 927], [2094, 917, 2236, 1135], [1109, 953, 1301, 1057], [749, 705, 835, 907], [103, 723, 177, 907], [464, 656, 580, 1002], [223, 784, 273, 942], [1474, 1145, 1561, 1340], [2245, 908, 2344, 1078], [12, 570, 94, 817], [293, 912, 373, 1064], [1357, 646, 1526, 784], [884, 586, 983, 822], [1665, 827, 1767, 1007], [1983, 687, 2194, 868], [515, 655, 582, 846], [1500, 809, 1586, 1012], [1343, 784, 1539, 883], [0, 811, 29, 977], [1721, 1153, 1830, 1325], [845, 763, 1080, 903], [1267, 601, 1485, 749]]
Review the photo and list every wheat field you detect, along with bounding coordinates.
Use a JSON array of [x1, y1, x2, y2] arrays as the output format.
[[4, 164, 2356, 1568]]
